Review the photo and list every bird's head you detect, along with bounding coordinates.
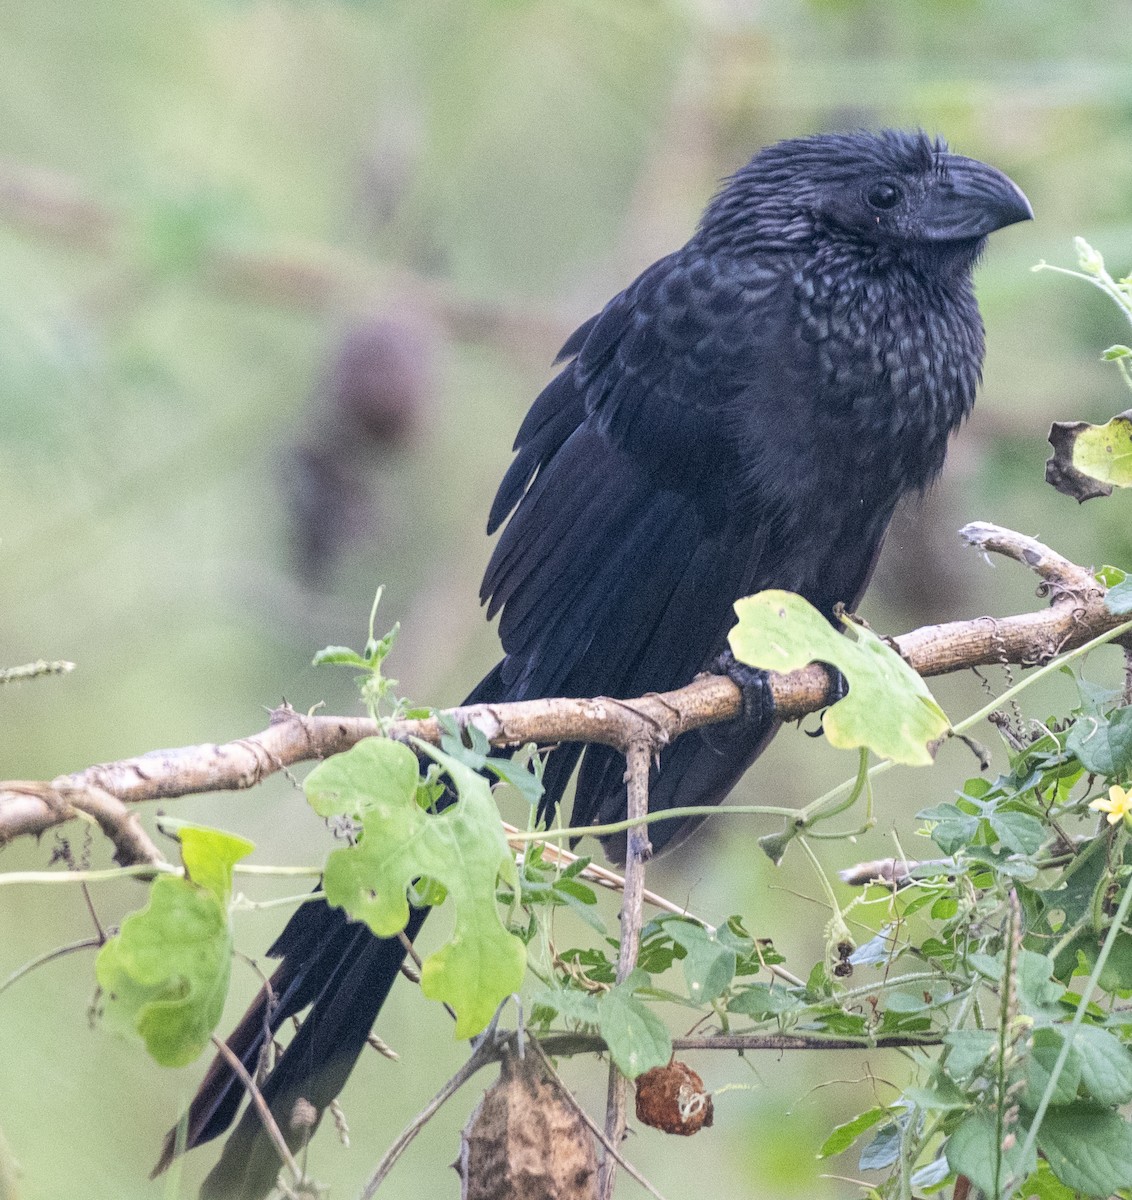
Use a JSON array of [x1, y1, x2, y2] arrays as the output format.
[[698, 129, 1032, 265]]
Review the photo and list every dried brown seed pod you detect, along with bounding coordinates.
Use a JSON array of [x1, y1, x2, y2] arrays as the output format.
[[457, 1050, 597, 1199]]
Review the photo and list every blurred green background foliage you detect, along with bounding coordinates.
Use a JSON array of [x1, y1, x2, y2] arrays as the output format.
[[4, 1, 1132, 1197]]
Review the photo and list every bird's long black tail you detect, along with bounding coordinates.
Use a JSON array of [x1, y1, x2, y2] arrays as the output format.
[[159, 664, 776, 1198], [157, 666, 520, 1198]]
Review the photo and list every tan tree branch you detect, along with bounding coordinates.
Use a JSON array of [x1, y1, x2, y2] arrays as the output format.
[[1, 523, 1125, 862]]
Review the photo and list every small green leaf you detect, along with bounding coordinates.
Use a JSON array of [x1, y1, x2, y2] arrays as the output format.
[[529, 986, 600, 1026], [859, 1122, 903, 1170], [1103, 345, 1132, 360], [910, 1156, 951, 1189], [1073, 1025, 1132, 1105], [179, 825, 255, 904], [968, 953, 1003, 981], [1106, 578, 1132, 615], [1067, 709, 1132, 775], [662, 921, 736, 1003], [1037, 1106, 1132, 1195], [96, 878, 233, 1067], [1017, 951, 1065, 1018], [1018, 1161, 1082, 1200], [946, 1110, 1036, 1197], [902, 1076, 969, 1111], [884, 988, 940, 1013], [818, 1105, 894, 1158], [807, 1008, 869, 1036], [311, 646, 372, 668], [1020, 1027, 1082, 1109], [943, 1030, 997, 1081], [988, 811, 1046, 856], [729, 591, 949, 766], [596, 983, 672, 1078], [727, 983, 801, 1019], [311, 739, 526, 1038]]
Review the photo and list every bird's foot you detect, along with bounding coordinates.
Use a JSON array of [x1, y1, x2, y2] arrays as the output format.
[[824, 665, 849, 705], [702, 649, 777, 752]]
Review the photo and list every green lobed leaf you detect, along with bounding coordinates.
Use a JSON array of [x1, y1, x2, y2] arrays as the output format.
[[306, 735, 420, 819], [596, 982, 672, 1078], [1036, 1106, 1132, 1196], [310, 738, 526, 1038], [729, 590, 949, 766], [95, 877, 234, 1067], [946, 1110, 1036, 1197]]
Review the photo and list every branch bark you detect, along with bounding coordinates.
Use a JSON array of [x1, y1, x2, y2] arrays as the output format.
[[598, 738, 653, 1200], [0, 523, 1125, 861]]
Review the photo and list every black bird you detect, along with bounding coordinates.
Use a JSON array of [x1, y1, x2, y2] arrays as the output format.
[[160, 129, 1031, 1196]]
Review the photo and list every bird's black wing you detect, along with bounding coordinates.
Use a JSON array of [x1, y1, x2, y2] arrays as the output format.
[[473, 252, 804, 842]]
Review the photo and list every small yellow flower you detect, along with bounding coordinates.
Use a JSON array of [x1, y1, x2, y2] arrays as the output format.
[[1090, 784, 1132, 826]]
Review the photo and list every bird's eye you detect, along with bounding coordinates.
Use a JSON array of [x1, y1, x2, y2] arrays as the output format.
[[866, 182, 902, 211]]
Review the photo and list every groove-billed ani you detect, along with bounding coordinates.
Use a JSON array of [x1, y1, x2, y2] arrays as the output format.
[[160, 129, 1031, 1196]]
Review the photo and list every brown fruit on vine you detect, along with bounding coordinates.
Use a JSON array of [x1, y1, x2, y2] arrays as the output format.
[[635, 1060, 714, 1136]]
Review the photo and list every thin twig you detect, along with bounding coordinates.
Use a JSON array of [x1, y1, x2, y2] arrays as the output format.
[[598, 739, 653, 1200], [208, 1035, 305, 1190], [356, 1031, 500, 1199], [79, 883, 108, 942], [536, 1031, 945, 1057], [504, 822, 804, 987], [0, 937, 104, 999]]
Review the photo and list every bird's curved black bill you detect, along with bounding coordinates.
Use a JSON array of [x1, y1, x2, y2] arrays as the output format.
[[921, 156, 1033, 241]]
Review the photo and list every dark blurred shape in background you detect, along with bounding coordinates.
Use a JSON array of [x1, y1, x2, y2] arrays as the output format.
[[286, 315, 437, 585]]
